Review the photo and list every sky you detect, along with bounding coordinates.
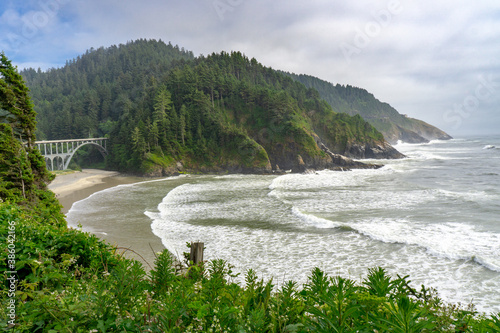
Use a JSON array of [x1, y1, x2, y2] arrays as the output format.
[[1, 0, 500, 137]]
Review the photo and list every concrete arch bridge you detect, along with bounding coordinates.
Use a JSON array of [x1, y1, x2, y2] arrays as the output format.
[[35, 138, 108, 171]]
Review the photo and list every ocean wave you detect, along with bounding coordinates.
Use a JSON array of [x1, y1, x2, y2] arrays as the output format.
[[67, 166, 500, 313], [381, 164, 419, 174], [291, 207, 340, 229], [280, 201, 500, 274], [435, 189, 494, 202], [268, 168, 393, 192], [428, 139, 451, 145], [144, 211, 160, 220], [125, 174, 191, 186], [154, 178, 294, 231], [402, 151, 472, 161], [394, 139, 451, 147], [266, 189, 292, 206], [67, 174, 189, 215], [350, 219, 500, 273], [483, 145, 496, 150], [473, 256, 500, 273]]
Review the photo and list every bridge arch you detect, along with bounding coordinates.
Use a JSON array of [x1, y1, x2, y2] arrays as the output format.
[[44, 155, 64, 171], [63, 141, 108, 170], [44, 157, 53, 171], [35, 138, 108, 171]]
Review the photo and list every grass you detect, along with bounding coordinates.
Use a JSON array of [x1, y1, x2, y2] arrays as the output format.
[[49, 169, 80, 177]]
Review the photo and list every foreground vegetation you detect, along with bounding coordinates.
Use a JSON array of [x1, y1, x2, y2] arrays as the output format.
[[2, 202, 500, 332]]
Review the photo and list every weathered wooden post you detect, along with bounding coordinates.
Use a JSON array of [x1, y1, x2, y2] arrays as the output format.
[[189, 242, 204, 265]]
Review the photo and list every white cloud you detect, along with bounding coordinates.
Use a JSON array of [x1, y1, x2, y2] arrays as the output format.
[[0, 9, 22, 27]]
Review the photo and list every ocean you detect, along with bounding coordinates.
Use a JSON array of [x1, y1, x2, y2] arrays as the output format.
[[67, 136, 500, 314]]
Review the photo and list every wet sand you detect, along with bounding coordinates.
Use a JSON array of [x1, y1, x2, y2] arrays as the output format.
[[49, 169, 165, 270]]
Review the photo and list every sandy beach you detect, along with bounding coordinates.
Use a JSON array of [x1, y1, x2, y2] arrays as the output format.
[[49, 169, 165, 269], [50, 169, 121, 213]]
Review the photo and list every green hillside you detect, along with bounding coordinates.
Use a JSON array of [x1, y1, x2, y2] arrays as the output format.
[[286, 73, 452, 144], [22, 39, 402, 175]]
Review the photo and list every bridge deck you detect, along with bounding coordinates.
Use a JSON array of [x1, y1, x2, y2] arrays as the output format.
[[35, 138, 108, 144]]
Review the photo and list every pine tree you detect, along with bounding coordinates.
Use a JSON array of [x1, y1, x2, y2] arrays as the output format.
[[131, 126, 146, 157], [179, 105, 187, 146], [153, 86, 172, 124], [0, 53, 61, 218], [150, 121, 159, 148], [0, 52, 37, 148]]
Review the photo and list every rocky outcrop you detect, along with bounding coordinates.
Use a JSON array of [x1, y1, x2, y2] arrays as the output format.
[[380, 124, 428, 144], [405, 118, 453, 142], [265, 141, 333, 173], [145, 134, 401, 176], [397, 126, 429, 144], [370, 118, 452, 145], [318, 142, 382, 170], [344, 140, 406, 159]]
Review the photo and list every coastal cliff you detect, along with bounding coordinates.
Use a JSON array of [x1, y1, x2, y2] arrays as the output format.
[[286, 73, 453, 144]]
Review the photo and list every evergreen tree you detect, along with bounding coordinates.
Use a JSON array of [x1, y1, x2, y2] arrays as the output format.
[[131, 126, 146, 157], [0, 53, 37, 147], [179, 104, 187, 146], [0, 52, 62, 220]]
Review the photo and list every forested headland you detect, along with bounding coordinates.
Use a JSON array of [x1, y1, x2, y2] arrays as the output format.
[[22, 39, 404, 175], [284, 73, 452, 144]]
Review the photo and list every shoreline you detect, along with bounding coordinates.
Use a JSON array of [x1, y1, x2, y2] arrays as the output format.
[[49, 169, 165, 269], [49, 169, 122, 213]]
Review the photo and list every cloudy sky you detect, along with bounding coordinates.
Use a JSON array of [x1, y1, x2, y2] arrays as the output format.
[[1, 0, 499, 137]]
